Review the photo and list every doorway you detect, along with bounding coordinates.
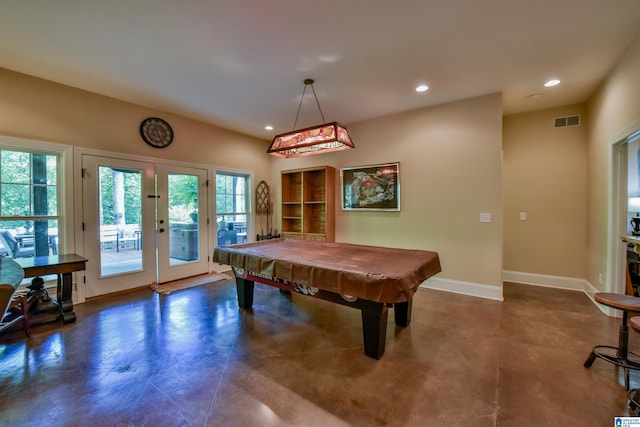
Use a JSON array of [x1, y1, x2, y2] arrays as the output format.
[[81, 155, 209, 297], [610, 128, 640, 295]]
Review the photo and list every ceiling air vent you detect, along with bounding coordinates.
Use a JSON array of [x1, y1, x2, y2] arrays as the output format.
[[554, 115, 581, 128]]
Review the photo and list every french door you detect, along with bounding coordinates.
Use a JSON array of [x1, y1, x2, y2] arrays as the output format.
[[82, 155, 209, 297], [156, 164, 208, 283]]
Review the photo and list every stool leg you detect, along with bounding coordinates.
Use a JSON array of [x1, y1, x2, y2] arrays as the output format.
[[619, 311, 630, 359], [626, 369, 631, 390], [585, 295, 640, 389], [620, 311, 631, 389]]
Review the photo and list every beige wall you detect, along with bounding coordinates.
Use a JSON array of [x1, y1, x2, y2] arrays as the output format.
[[0, 67, 504, 297], [0, 68, 273, 272], [503, 105, 587, 278], [270, 94, 504, 293], [16, 46, 640, 298], [587, 32, 640, 292], [0, 68, 271, 174]]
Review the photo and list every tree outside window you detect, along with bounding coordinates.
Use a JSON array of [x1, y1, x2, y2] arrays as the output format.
[[0, 149, 60, 258], [216, 173, 249, 245]]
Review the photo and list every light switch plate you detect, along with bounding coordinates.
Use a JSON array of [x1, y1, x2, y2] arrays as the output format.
[[480, 213, 492, 223], [519, 212, 527, 220]]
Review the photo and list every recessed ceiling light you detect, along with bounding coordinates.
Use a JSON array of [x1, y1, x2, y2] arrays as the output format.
[[265, 125, 273, 131], [544, 79, 560, 87], [415, 84, 429, 93]]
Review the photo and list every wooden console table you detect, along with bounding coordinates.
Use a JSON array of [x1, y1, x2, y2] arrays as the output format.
[[15, 254, 87, 324]]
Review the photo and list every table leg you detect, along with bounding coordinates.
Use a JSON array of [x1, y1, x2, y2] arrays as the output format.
[[236, 277, 255, 309], [361, 302, 389, 359], [56, 273, 76, 323], [394, 300, 412, 327]]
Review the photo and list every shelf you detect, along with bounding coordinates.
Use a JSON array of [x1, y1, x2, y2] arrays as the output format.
[[282, 203, 301, 219], [281, 166, 335, 242], [304, 204, 326, 235], [282, 171, 302, 204], [281, 216, 302, 233]]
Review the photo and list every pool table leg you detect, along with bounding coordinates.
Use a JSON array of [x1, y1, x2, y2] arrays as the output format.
[[235, 277, 255, 309], [361, 302, 389, 359], [394, 300, 412, 327]]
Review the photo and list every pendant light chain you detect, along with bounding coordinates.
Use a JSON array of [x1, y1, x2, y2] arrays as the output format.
[[309, 82, 326, 123], [292, 79, 326, 130], [292, 83, 308, 130]]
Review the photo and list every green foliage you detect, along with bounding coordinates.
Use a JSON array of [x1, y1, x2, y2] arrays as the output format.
[[169, 174, 197, 209], [168, 174, 198, 222], [0, 150, 58, 217], [216, 174, 246, 215], [99, 167, 141, 225], [168, 205, 194, 223], [99, 169, 200, 225]]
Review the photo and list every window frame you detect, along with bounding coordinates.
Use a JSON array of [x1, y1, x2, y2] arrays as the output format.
[[215, 171, 251, 244], [0, 136, 73, 257]]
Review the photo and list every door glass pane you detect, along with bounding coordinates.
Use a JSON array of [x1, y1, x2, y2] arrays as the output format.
[[98, 166, 143, 277], [168, 173, 199, 266]]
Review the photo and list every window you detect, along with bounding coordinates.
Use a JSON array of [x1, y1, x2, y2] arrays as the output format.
[[216, 172, 249, 245], [0, 148, 61, 258]]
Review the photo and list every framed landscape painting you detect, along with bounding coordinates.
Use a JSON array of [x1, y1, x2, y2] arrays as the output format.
[[341, 162, 400, 211]]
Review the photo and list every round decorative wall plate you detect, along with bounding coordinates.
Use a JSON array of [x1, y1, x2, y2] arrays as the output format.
[[140, 117, 174, 148]]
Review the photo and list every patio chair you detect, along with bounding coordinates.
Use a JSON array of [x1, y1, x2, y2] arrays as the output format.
[[0, 230, 34, 258]]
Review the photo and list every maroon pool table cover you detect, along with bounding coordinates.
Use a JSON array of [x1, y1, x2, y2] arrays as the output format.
[[213, 238, 441, 304]]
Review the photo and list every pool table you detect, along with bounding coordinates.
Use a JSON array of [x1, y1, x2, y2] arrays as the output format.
[[213, 238, 441, 359]]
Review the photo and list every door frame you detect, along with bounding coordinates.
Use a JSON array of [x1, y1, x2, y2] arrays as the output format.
[[608, 139, 628, 296], [74, 147, 218, 301], [608, 121, 640, 304], [80, 154, 157, 297]]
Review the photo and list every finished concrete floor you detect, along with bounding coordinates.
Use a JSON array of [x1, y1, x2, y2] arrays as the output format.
[[1, 280, 638, 426]]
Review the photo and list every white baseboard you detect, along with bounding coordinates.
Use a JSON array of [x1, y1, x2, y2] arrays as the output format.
[[420, 277, 503, 301], [503, 270, 589, 291], [503, 270, 619, 317], [422, 272, 615, 316]]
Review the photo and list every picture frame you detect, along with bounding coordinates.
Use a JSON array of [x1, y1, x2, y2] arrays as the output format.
[[341, 162, 400, 211]]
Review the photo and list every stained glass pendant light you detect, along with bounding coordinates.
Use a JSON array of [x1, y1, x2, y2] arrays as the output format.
[[267, 79, 355, 158]]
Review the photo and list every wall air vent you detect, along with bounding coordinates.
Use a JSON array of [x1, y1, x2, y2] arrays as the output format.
[[554, 115, 581, 128]]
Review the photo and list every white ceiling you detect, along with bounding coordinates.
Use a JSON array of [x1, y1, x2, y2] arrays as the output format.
[[1, 1, 639, 140]]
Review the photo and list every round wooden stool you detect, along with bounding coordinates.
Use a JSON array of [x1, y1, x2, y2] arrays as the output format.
[[584, 293, 640, 389]]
